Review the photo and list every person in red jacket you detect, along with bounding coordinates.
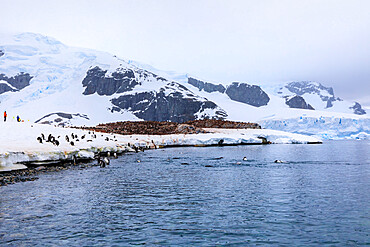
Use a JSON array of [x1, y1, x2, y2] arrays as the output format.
[[4, 111, 7, 122]]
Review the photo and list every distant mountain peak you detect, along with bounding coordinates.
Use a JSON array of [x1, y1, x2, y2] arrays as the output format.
[[0, 32, 367, 139]]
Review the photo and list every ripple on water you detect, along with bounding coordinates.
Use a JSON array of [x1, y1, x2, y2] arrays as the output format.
[[0, 141, 369, 245]]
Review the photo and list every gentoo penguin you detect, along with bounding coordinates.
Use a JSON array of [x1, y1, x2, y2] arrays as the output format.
[[37, 137, 43, 144], [103, 157, 110, 166]]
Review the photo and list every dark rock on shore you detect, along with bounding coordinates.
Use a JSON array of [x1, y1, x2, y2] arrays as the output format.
[[0, 169, 39, 186], [0, 160, 100, 187]]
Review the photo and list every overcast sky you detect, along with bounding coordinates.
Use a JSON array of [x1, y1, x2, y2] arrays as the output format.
[[1, 0, 369, 105]]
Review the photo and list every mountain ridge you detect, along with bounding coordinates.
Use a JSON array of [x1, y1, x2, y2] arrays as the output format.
[[0, 32, 368, 139]]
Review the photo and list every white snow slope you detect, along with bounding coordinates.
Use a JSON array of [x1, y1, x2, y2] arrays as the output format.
[[0, 33, 368, 140]]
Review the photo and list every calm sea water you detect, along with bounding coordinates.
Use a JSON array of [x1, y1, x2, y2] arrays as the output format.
[[0, 140, 369, 246]]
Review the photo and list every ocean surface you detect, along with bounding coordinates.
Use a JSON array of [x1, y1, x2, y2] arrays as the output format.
[[0, 140, 369, 246]]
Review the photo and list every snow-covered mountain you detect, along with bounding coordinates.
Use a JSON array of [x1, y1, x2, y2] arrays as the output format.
[[0, 33, 368, 139]]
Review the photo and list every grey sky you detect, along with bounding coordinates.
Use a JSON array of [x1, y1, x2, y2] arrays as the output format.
[[1, 0, 369, 105]]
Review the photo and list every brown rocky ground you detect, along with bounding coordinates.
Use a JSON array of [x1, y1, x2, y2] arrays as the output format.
[[79, 119, 261, 135]]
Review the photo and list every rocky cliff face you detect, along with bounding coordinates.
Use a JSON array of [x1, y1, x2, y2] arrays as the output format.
[[111, 84, 227, 122], [285, 95, 314, 110], [283, 81, 366, 115], [82, 66, 140, 96], [81, 66, 227, 122], [285, 81, 338, 108], [188, 77, 226, 93], [0, 72, 33, 94], [350, 102, 366, 115], [225, 82, 270, 107], [286, 81, 334, 96]]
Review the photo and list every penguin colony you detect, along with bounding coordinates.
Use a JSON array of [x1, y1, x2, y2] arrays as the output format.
[[36, 130, 127, 168], [37, 131, 99, 147]]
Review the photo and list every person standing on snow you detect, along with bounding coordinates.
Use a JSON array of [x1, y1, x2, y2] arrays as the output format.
[[4, 111, 7, 122]]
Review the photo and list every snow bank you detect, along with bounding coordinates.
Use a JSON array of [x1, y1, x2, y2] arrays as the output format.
[[0, 122, 322, 171]]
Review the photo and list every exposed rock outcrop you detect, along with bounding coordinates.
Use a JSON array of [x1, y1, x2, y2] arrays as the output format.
[[188, 77, 226, 93], [0, 50, 4, 57], [0, 72, 33, 94], [286, 81, 334, 96], [285, 81, 339, 108], [111, 88, 227, 122], [225, 82, 270, 107], [82, 66, 139, 96], [349, 102, 366, 115], [35, 112, 89, 126], [285, 95, 315, 110]]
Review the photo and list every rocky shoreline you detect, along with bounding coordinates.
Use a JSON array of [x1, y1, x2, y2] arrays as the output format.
[[0, 162, 81, 186], [0, 153, 117, 186]]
